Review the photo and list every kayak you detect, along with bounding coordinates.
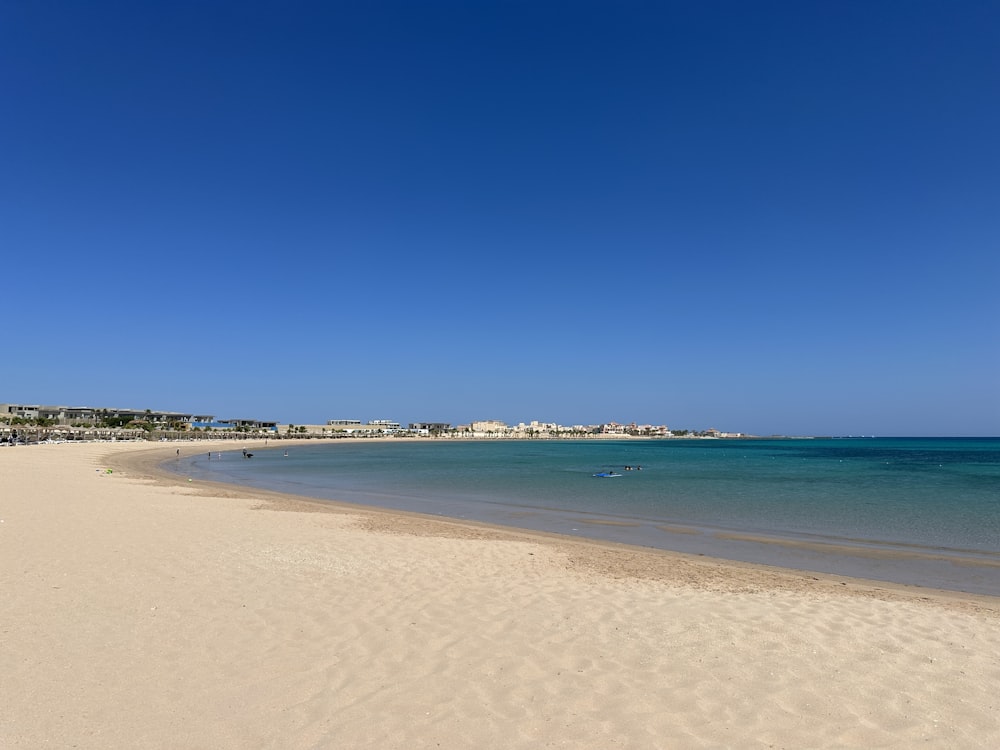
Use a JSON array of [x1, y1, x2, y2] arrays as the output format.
[[592, 471, 622, 478]]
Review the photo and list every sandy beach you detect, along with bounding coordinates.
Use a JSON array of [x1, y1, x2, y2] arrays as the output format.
[[2, 441, 998, 749]]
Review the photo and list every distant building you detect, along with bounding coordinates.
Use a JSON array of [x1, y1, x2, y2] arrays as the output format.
[[217, 419, 278, 431], [515, 421, 557, 433], [409, 422, 451, 431], [470, 420, 509, 435], [0, 403, 214, 426], [367, 420, 400, 433]]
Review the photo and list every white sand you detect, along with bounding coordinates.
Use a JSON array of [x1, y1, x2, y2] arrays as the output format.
[[2, 441, 998, 748]]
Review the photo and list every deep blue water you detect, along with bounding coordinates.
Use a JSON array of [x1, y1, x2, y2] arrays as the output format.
[[176, 438, 1000, 596]]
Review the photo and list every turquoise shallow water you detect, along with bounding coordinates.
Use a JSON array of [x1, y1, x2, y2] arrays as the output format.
[[178, 438, 1000, 596]]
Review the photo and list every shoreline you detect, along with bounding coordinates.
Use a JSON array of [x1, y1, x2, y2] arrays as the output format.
[[4, 440, 999, 748], [133, 440, 998, 608], [163, 439, 1000, 598]]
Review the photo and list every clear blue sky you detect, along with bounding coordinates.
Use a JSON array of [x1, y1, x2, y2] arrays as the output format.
[[2, 1, 998, 435]]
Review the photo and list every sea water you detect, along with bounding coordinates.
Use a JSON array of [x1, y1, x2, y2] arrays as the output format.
[[178, 438, 1000, 596]]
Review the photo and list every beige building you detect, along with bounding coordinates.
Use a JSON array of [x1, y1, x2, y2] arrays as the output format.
[[470, 420, 509, 434]]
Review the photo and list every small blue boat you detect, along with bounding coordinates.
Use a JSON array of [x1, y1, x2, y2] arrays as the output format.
[[592, 471, 622, 478]]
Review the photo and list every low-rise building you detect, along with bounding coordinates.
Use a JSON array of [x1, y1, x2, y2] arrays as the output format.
[[409, 422, 451, 432], [470, 420, 508, 433], [217, 419, 278, 431], [1, 403, 214, 426]]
